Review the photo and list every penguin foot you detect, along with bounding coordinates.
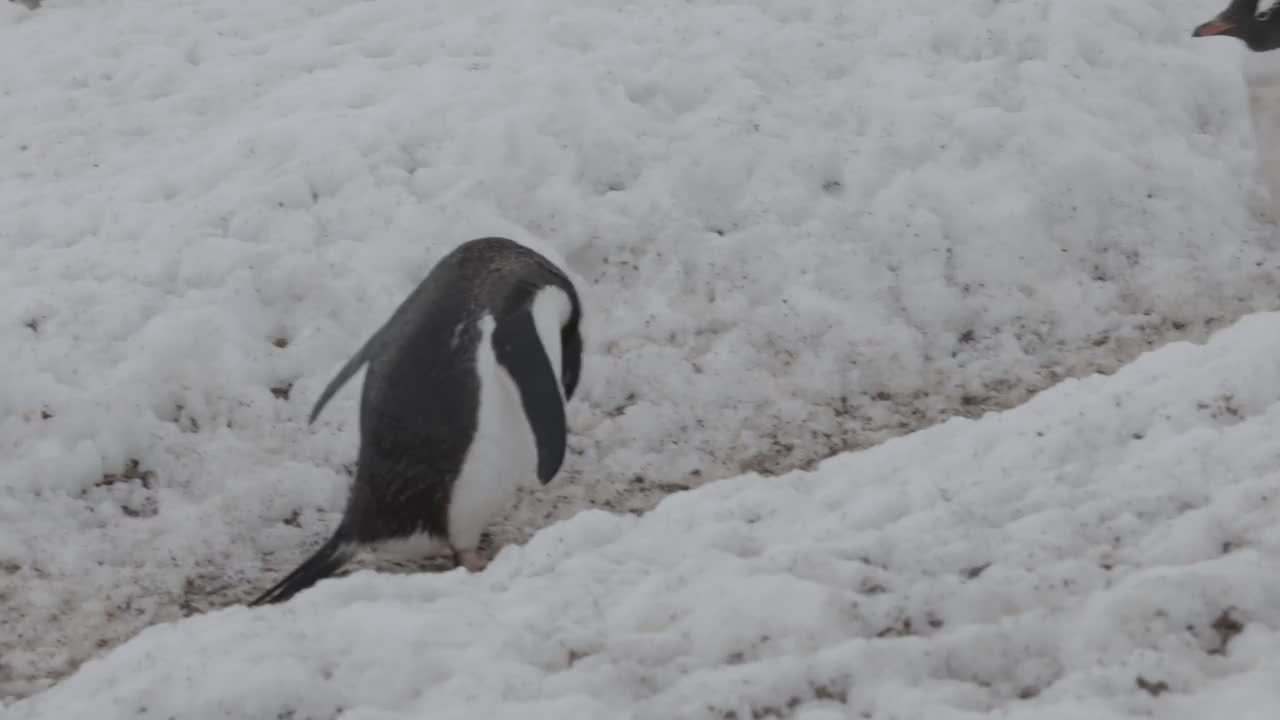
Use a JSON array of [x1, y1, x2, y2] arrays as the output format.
[[453, 547, 489, 573]]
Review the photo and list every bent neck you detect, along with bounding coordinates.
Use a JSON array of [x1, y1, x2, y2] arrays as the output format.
[[1242, 21, 1280, 51]]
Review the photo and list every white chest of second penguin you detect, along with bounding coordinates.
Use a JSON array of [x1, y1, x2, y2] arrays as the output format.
[[445, 314, 544, 551]]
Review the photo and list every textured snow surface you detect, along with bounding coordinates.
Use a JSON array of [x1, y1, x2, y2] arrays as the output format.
[[2, 0, 1279, 703], [12, 310, 1280, 719]]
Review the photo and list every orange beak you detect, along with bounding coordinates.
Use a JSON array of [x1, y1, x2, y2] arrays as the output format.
[[1193, 18, 1236, 36]]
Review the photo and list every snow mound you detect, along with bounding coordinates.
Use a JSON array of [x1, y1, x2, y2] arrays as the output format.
[[11, 307, 1280, 720], [2, 0, 1278, 699]]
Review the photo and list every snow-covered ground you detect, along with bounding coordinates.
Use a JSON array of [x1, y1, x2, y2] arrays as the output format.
[[1243, 51, 1280, 217], [2, 0, 1279, 708], [11, 301, 1280, 720]]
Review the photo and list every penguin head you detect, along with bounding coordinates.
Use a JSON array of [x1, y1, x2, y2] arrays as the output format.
[[560, 303, 583, 401], [1193, 0, 1280, 51], [492, 233, 587, 403]]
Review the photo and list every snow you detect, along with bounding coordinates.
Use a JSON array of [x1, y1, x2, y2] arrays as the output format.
[[2, 0, 1280, 711], [11, 308, 1280, 719], [1242, 50, 1280, 219]]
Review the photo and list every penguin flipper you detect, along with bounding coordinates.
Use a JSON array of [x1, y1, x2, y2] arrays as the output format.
[[249, 532, 356, 606], [492, 310, 568, 484], [308, 332, 384, 425]]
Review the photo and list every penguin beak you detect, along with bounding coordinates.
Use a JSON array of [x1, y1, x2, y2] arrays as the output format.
[[1192, 18, 1236, 37]]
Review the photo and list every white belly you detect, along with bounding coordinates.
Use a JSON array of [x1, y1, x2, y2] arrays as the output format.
[[446, 314, 539, 550]]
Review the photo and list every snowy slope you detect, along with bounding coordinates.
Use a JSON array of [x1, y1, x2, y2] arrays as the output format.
[[1, 0, 1278, 700], [11, 305, 1280, 720], [1242, 51, 1280, 219]]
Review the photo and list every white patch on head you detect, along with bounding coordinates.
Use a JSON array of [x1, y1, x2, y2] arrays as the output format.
[[529, 284, 573, 395], [446, 314, 539, 552]]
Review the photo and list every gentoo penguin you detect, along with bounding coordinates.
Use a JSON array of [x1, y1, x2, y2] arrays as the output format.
[[1193, 0, 1280, 50], [250, 236, 584, 606]]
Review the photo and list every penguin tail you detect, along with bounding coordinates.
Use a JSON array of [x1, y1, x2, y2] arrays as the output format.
[[249, 532, 358, 606]]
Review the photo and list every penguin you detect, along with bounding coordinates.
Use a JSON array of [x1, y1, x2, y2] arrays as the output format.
[[250, 236, 584, 606], [1193, 0, 1280, 51]]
